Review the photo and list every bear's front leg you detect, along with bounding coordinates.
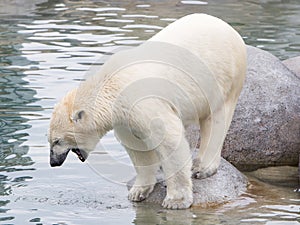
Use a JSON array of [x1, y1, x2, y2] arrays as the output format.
[[125, 147, 159, 202], [155, 115, 193, 209]]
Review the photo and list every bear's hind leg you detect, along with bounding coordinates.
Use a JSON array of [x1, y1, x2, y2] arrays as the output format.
[[192, 100, 236, 179], [126, 147, 159, 202], [192, 116, 221, 179]]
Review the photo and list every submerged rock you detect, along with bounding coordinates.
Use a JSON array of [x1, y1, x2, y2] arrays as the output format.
[[127, 158, 248, 207], [222, 46, 300, 171], [247, 165, 298, 188]]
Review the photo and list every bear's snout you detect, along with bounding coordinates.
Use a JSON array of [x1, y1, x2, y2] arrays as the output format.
[[50, 149, 70, 167]]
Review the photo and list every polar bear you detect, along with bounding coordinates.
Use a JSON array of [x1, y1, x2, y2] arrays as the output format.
[[48, 14, 247, 209]]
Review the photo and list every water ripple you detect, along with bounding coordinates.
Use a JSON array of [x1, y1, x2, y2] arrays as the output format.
[[76, 7, 126, 13], [18, 23, 127, 32], [0, 118, 7, 128]]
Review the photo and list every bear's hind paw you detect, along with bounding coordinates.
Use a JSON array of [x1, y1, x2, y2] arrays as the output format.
[[192, 160, 218, 179], [192, 167, 217, 179]]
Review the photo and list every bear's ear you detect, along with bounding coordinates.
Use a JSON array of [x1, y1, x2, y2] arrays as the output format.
[[71, 110, 85, 123]]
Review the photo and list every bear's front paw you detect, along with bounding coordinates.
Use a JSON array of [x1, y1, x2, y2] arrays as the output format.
[[128, 185, 154, 202], [162, 193, 193, 209]]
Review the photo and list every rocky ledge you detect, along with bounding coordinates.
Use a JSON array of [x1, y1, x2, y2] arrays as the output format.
[[128, 158, 248, 207]]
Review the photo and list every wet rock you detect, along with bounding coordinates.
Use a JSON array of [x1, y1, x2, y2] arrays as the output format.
[[127, 158, 248, 207], [247, 166, 298, 188], [283, 56, 300, 78], [222, 46, 300, 171]]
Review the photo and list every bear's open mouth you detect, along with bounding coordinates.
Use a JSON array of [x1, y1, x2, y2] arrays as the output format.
[[71, 148, 86, 162]]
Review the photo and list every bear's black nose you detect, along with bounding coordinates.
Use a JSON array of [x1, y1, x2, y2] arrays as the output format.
[[49, 149, 69, 167]]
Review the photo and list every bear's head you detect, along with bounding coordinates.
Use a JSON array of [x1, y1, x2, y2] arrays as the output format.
[[48, 88, 100, 167]]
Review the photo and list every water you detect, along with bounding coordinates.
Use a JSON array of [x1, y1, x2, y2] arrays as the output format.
[[0, 0, 299, 224]]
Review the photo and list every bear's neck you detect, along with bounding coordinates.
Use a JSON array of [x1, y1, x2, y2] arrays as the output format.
[[79, 73, 120, 138]]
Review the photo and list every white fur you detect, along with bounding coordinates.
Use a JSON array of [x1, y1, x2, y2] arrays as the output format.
[[49, 14, 247, 209]]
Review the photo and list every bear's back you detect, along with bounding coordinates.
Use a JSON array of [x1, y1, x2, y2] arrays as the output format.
[[149, 13, 246, 94]]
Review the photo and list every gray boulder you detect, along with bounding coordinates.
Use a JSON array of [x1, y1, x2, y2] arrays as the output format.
[[283, 56, 300, 78], [128, 158, 248, 207], [222, 46, 300, 171]]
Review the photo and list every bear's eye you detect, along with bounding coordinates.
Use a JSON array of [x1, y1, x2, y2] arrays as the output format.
[[53, 139, 61, 146]]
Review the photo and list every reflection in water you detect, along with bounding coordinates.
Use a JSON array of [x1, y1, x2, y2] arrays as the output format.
[[0, 0, 299, 224]]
